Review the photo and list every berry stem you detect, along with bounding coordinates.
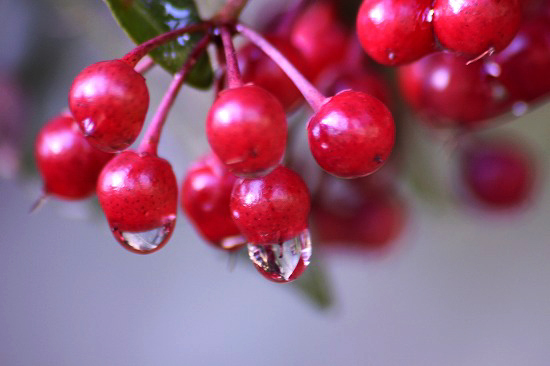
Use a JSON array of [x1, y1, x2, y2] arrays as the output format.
[[235, 23, 326, 111], [138, 35, 212, 155], [220, 26, 243, 89], [122, 22, 212, 67]]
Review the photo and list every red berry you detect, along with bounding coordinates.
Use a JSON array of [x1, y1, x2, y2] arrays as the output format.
[[206, 85, 287, 176], [460, 138, 535, 209], [35, 114, 113, 199], [97, 151, 178, 253], [312, 175, 406, 251], [290, 1, 349, 78], [356, 0, 435, 66], [69, 60, 149, 152], [433, 0, 521, 56], [307, 90, 395, 178], [318, 65, 392, 108], [238, 36, 308, 110], [489, 17, 550, 103], [230, 166, 310, 244], [181, 153, 244, 250], [397, 52, 505, 128]]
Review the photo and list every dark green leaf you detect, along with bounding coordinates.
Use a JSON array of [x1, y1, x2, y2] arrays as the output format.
[[104, 0, 213, 89], [292, 260, 333, 310]]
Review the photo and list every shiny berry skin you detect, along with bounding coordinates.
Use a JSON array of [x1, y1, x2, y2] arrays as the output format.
[[69, 59, 149, 152], [97, 151, 178, 234], [307, 90, 395, 178], [356, 0, 435, 66], [290, 1, 349, 79], [238, 36, 308, 111], [398, 52, 504, 128], [490, 17, 550, 103], [433, 0, 521, 56], [206, 85, 287, 176], [460, 138, 534, 209], [35, 114, 113, 199], [181, 153, 243, 250], [230, 166, 310, 245]]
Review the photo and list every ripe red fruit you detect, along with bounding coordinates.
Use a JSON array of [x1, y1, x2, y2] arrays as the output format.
[[35, 114, 113, 199], [460, 138, 535, 209], [312, 174, 406, 251], [181, 153, 243, 250], [97, 151, 178, 253], [397, 52, 505, 128], [206, 85, 287, 176], [318, 65, 392, 108], [230, 166, 310, 244], [433, 0, 521, 56], [489, 17, 550, 103], [69, 59, 149, 152], [357, 0, 435, 66], [307, 90, 395, 178], [290, 1, 349, 78], [238, 36, 307, 111]]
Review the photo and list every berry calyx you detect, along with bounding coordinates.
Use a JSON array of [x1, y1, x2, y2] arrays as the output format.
[[34, 114, 113, 200], [181, 153, 244, 250], [68, 59, 149, 152], [433, 0, 521, 56], [307, 90, 395, 178], [97, 151, 178, 254], [230, 165, 311, 245], [356, 0, 435, 66], [206, 84, 287, 176], [460, 137, 535, 209]]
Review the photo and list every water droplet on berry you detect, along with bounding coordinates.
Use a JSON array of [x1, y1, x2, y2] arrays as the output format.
[[247, 229, 312, 283], [387, 51, 396, 61], [111, 215, 176, 254]]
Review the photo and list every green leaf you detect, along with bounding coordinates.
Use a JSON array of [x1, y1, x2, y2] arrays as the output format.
[[104, 0, 213, 89], [291, 260, 333, 310]]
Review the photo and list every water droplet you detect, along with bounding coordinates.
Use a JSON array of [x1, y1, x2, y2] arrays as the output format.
[[512, 101, 528, 117], [111, 216, 175, 254], [484, 61, 501, 77], [247, 229, 312, 283], [387, 51, 396, 61]]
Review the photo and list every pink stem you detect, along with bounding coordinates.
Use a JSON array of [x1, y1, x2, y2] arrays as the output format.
[[135, 56, 155, 74], [122, 22, 212, 67], [220, 26, 243, 89], [235, 22, 326, 111], [138, 35, 212, 155]]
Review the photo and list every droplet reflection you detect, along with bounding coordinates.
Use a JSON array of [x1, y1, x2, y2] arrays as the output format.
[[247, 229, 312, 283]]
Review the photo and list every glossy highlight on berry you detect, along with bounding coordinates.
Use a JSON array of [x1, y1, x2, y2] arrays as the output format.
[[307, 90, 395, 178], [97, 151, 178, 254], [206, 85, 287, 176], [181, 153, 245, 250], [69, 59, 149, 152], [35, 114, 113, 200], [230, 165, 310, 245]]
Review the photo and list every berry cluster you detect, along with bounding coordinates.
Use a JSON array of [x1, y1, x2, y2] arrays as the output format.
[[33, 0, 549, 284]]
